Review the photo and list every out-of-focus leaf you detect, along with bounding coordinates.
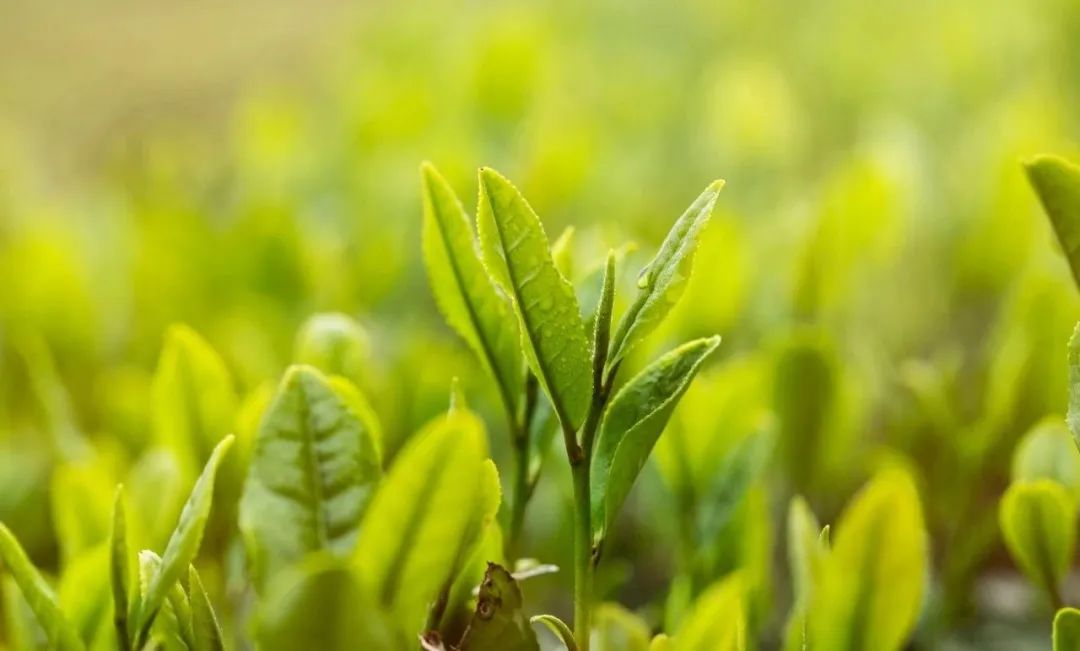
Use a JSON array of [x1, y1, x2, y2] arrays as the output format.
[[591, 337, 721, 543], [57, 544, 109, 646], [50, 463, 113, 564], [0, 522, 85, 650], [188, 565, 225, 651], [3, 574, 46, 651], [257, 554, 394, 651], [477, 167, 592, 431], [670, 572, 745, 651], [999, 479, 1076, 604], [1068, 323, 1080, 450], [531, 613, 577, 651], [126, 450, 186, 551], [607, 180, 724, 368], [295, 312, 370, 382], [438, 522, 505, 640], [110, 487, 130, 651], [773, 331, 837, 494], [134, 435, 234, 647], [1012, 418, 1080, 500], [151, 325, 238, 474], [1024, 155, 1080, 288], [13, 332, 91, 462], [1054, 607, 1080, 651], [591, 603, 649, 651], [783, 497, 824, 651], [649, 634, 672, 651], [239, 366, 382, 592], [354, 411, 498, 634], [696, 426, 774, 546], [809, 468, 926, 651], [458, 563, 540, 651], [421, 164, 523, 417], [551, 226, 576, 280]]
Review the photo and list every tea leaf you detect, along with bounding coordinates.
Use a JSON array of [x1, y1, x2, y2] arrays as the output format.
[[1054, 607, 1080, 651], [1012, 419, 1080, 500], [152, 324, 238, 474], [530, 613, 577, 651], [355, 411, 498, 634], [784, 497, 824, 651], [57, 544, 110, 645], [774, 331, 837, 493], [50, 463, 113, 566], [592, 603, 650, 651], [608, 181, 724, 368], [422, 163, 524, 416], [295, 312, 371, 382], [1024, 155, 1080, 289], [809, 467, 927, 651], [1000, 479, 1076, 604], [134, 434, 234, 646], [478, 167, 593, 431], [239, 366, 382, 592], [1068, 322, 1080, 450], [649, 635, 672, 651], [257, 554, 395, 651], [591, 336, 721, 543], [188, 565, 225, 651], [110, 486, 131, 650], [137, 551, 187, 651], [458, 563, 540, 651], [670, 572, 745, 651]]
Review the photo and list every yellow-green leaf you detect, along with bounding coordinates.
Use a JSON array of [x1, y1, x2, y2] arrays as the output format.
[[999, 479, 1076, 604], [592, 603, 649, 651], [1012, 418, 1080, 500], [591, 337, 721, 543], [1068, 323, 1080, 450], [422, 164, 523, 417], [295, 312, 371, 382], [239, 366, 382, 592], [809, 467, 927, 651], [1024, 155, 1080, 289], [670, 572, 745, 651], [0, 522, 85, 651], [1055, 607, 1080, 651], [477, 167, 593, 431], [110, 486, 131, 651], [188, 565, 225, 651], [608, 180, 724, 367]]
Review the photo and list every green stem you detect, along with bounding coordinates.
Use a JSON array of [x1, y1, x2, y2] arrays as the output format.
[[572, 460, 593, 651], [506, 374, 539, 560]]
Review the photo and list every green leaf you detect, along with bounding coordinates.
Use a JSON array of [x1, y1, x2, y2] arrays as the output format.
[[551, 226, 576, 280], [773, 331, 837, 493], [50, 463, 113, 565], [670, 572, 745, 651], [422, 163, 524, 417], [592, 603, 650, 651], [1024, 155, 1080, 289], [354, 411, 499, 635], [1068, 322, 1080, 450], [784, 497, 824, 651], [1054, 607, 1080, 651], [1012, 418, 1080, 500], [295, 312, 371, 382], [137, 552, 189, 651], [152, 324, 238, 475], [477, 167, 593, 431], [649, 635, 672, 651], [188, 566, 225, 651], [110, 486, 131, 651], [3, 575, 46, 651], [608, 180, 724, 368], [239, 365, 382, 592], [531, 613, 577, 651], [0, 522, 85, 651], [591, 336, 721, 543], [134, 434, 234, 647], [695, 427, 774, 547], [808, 467, 927, 651], [999, 479, 1076, 604], [58, 544, 110, 646], [257, 554, 395, 651], [458, 563, 540, 651], [592, 252, 616, 387]]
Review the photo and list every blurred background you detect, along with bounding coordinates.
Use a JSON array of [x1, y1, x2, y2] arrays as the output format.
[[2, 0, 1080, 648]]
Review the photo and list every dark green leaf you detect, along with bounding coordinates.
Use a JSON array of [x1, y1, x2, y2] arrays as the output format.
[[477, 167, 593, 431], [1024, 155, 1080, 289], [608, 181, 724, 368], [591, 337, 721, 543], [239, 365, 382, 592], [458, 563, 540, 651]]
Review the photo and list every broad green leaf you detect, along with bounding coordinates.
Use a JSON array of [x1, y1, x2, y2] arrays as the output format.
[[458, 563, 540, 651], [477, 167, 593, 431], [295, 312, 371, 382], [257, 555, 394, 651], [1024, 155, 1080, 288], [1069, 322, 1080, 450], [999, 479, 1076, 604], [592, 603, 649, 651], [1055, 607, 1080, 651], [532, 613, 577, 651], [152, 324, 238, 475], [240, 366, 382, 592], [50, 463, 113, 564], [773, 332, 837, 493], [57, 544, 109, 646], [188, 566, 225, 651], [809, 468, 927, 651], [608, 180, 724, 367], [421, 163, 524, 417], [1012, 418, 1080, 500], [591, 337, 721, 543], [354, 411, 498, 634], [135, 435, 234, 647], [0, 522, 85, 651], [110, 487, 131, 651], [671, 572, 745, 651]]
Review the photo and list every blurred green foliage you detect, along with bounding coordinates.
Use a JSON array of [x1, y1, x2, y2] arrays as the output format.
[[2, 0, 1080, 648]]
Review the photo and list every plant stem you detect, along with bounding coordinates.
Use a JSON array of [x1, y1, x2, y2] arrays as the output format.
[[571, 460, 593, 651], [506, 374, 538, 560]]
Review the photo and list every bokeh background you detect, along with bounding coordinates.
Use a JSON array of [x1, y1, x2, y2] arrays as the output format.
[[2, 0, 1080, 648]]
